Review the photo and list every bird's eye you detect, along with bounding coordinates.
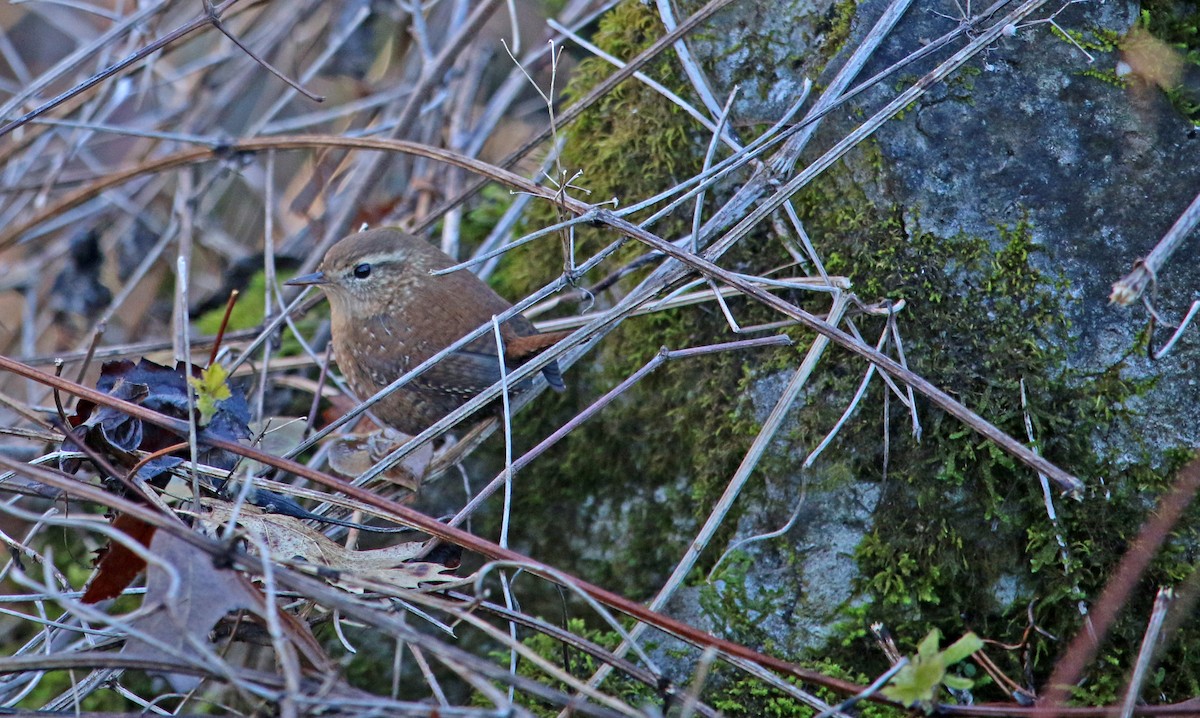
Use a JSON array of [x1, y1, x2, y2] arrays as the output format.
[[352, 263, 372, 279]]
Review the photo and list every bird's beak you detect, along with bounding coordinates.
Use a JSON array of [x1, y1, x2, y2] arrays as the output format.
[[285, 271, 328, 287]]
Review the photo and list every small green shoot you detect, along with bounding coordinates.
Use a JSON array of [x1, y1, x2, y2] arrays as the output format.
[[882, 629, 984, 710], [189, 363, 232, 426]]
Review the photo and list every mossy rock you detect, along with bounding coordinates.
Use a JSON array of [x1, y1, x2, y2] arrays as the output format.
[[468, 0, 1200, 709]]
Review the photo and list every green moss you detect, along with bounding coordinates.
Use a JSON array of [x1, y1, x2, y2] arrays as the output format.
[[485, 615, 905, 718], [475, 0, 1200, 707], [1078, 66, 1128, 88], [492, 0, 711, 296], [1138, 3, 1200, 62], [695, 656, 903, 717], [560, 2, 704, 205], [196, 271, 274, 335], [474, 617, 660, 716], [194, 269, 318, 359], [460, 184, 516, 247], [946, 64, 981, 102], [817, 0, 859, 60], [483, 0, 801, 599], [700, 551, 785, 648], [1050, 24, 1120, 55], [15, 673, 150, 713], [787, 167, 1200, 702], [1049, 22, 1132, 96]]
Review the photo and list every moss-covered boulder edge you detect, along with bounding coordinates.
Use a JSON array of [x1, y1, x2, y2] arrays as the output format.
[[476, 0, 1200, 712]]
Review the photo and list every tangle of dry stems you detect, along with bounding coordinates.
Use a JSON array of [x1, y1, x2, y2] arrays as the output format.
[[0, 0, 1187, 715]]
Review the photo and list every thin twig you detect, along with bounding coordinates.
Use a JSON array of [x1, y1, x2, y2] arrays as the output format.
[[1119, 588, 1173, 718], [202, 0, 324, 102], [0, 0, 246, 138]]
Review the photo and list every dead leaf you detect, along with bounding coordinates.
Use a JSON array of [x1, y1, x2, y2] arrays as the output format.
[[121, 528, 331, 691], [243, 417, 308, 476], [327, 428, 433, 491], [197, 501, 460, 593], [67, 358, 251, 481], [81, 513, 156, 604], [1122, 25, 1185, 91], [121, 530, 271, 691]]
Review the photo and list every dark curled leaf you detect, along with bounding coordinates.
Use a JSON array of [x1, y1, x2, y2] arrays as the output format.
[[58, 426, 88, 474], [134, 456, 184, 483], [88, 408, 144, 454], [83, 375, 150, 453], [63, 358, 252, 481], [51, 229, 112, 324], [201, 389, 250, 441]]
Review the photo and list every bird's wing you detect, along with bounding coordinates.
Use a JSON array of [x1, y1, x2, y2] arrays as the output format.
[[415, 346, 566, 396], [413, 348, 513, 398]]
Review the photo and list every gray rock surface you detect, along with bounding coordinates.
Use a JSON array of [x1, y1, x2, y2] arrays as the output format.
[[685, 0, 841, 122], [679, 0, 1200, 651], [850, 0, 1200, 383]]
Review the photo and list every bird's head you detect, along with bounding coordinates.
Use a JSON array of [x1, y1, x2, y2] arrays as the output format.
[[286, 228, 443, 317]]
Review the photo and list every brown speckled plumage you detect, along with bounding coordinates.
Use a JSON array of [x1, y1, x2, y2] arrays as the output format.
[[288, 228, 567, 435]]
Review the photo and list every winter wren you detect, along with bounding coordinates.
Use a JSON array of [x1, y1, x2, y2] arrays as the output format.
[[286, 228, 568, 435]]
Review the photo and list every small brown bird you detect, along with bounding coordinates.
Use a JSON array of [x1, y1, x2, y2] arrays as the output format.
[[286, 228, 568, 435]]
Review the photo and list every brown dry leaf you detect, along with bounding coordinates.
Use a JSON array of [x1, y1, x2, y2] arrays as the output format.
[[199, 501, 460, 592], [327, 428, 434, 491], [81, 513, 157, 604], [244, 417, 308, 475], [1122, 25, 1185, 91], [121, 529, 331, 691]]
